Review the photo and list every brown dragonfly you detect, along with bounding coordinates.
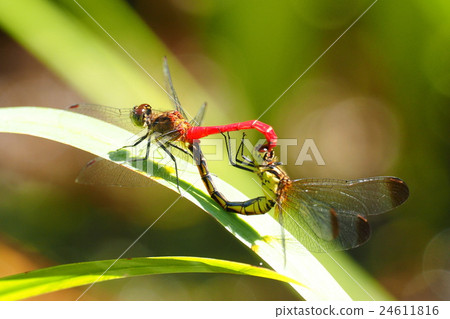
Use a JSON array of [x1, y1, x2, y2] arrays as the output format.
[[192, 133, 409, 252]]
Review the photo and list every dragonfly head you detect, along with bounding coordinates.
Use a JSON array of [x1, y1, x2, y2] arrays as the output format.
[[257, 144, 268, 152], [263, 150, 275, 163], [254, 146, 275, 163], [251, 145, 278, 169], [130, 104, 152, 127]]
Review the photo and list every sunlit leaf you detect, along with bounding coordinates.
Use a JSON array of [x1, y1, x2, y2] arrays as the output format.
[[0, 256, 303, 301]]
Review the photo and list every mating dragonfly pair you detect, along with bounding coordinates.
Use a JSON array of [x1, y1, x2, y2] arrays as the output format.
[[71, 60, 409, 252]]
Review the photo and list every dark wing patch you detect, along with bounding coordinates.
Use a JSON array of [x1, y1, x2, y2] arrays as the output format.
[[278, 176, 408, 252]]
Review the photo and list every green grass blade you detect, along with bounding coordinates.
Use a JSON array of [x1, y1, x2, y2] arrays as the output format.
[[0, 106, 351, 300], [0, 256, 303, 301]]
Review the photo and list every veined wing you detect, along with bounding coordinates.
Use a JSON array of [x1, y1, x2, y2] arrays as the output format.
[[76, 157, 156, 187], [69, 104, 142, 134], [294, 177, 409, 215], [279, 176, 409, 252], [76, 130, 194, 187], [163, 58, 187, 120], [190, 102, 207, 127]]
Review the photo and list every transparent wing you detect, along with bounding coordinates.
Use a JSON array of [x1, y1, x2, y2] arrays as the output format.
[[76, 131, 195, 188], [68, 104, 142, 134], [163, 58, 187, 119], [279, 176, 409, 252], [76, 157, 156, 187], [292, 177, 409, 216], [190, 102, 207, 126]]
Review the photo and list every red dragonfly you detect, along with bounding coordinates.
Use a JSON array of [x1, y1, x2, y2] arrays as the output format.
[[70, 59, 277, 190]]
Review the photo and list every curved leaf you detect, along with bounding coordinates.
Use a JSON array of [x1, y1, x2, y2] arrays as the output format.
[[0, 256, 303, 301]]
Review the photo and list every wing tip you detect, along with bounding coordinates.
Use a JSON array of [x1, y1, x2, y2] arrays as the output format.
[[387, 177, 410, 207]]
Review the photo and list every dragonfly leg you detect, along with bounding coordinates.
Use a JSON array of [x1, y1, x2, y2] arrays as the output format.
[[153, 130, 191, 158], [121, 134, 152, 176], [118, 131, 153, 173], [167, 142, 193, 159], [123, 131, 150, 149], [221, 132, 255, 172], [144, 133, 152, 160], [157, 140, 181, 193], [192, 140, 274, 215], [236, 133, 254, 165]]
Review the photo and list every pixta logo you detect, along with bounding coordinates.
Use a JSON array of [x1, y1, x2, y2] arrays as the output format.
[[199, 137, 325, 166]]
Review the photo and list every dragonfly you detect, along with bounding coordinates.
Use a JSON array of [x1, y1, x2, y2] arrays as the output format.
[[70, 59, 277, 191], [192, 133, 409, 252]]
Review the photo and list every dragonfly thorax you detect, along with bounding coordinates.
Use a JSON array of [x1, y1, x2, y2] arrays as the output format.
[[258, 166, 281, 198], [257, 154, 292, 204], [150, 110, 192, 139]]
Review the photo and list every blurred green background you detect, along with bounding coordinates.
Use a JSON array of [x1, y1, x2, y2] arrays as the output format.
[[0, 0, 449, 300]]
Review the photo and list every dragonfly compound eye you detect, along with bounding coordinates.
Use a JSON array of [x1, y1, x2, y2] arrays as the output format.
[[130, 104, 152, 127], [263, 151, 275, 162]]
